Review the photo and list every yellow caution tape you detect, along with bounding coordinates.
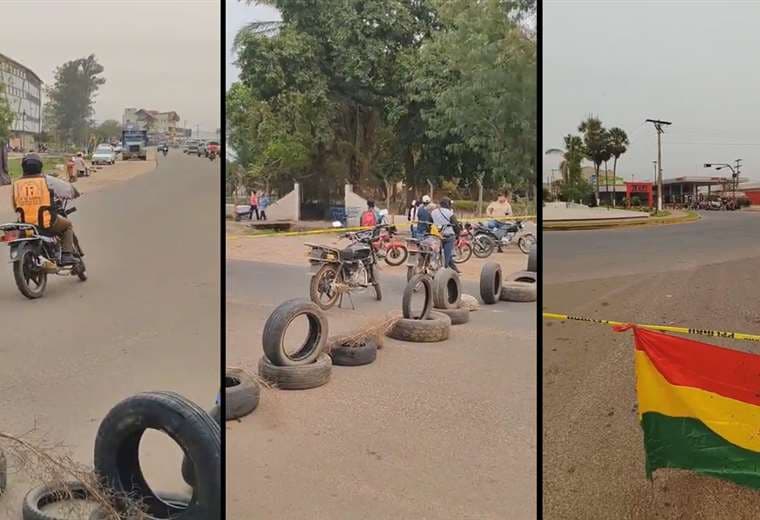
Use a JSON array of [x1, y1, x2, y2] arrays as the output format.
[[543, 312, 760, 343], [229, 215, 536, 239]]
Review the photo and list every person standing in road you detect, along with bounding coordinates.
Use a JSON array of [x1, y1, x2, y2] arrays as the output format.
[[74, 152, 87, 178], [431, 197, 462, 273], [408, 199, 419, 236], [258, 192, 270, 220], [415, 195, 433, 239], [249, 190, 259, 220], [487, 191, 513, 217], [0, 141, 10, 185]]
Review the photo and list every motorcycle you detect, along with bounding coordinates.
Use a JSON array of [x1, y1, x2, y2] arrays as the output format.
[[405, 233, 444, 282], [306, 227, 383, 310], [362, 224, 407, 266], [453, 226, 474, 264], [161, 147, 168, 157], [472, 219, 535, 254], [1, 196, 87, 299], [208, 151, 217, 161]]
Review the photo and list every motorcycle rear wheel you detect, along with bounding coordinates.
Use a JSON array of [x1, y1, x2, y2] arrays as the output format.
[[453, 243, 472, 264], [518, 234, 536, 254], [472, 235, 495, 258], [310, 264, 341, 310], [14, 251, 47, 299], [384, 245, 408, 266]]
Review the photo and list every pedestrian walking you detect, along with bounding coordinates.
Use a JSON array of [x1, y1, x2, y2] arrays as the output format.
[[249, 190, 259, 220], [259, 192, 270, 220], [431, 197, 462, 273]]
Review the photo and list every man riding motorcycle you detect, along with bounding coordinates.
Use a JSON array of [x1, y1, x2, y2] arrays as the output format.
[[12, 154, 78, 265]]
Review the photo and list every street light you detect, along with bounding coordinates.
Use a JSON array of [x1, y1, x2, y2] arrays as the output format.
[[704, 161, 740, 204]]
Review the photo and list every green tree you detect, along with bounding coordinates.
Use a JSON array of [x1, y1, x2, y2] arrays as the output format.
[[94, 119, 121, 144], [578, 116, 607, 205], [607, 126, 628, 206], [46, 54, 106, 146], [0, 83, 12, 142]]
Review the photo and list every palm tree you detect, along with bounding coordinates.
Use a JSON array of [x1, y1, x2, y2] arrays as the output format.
[[578, 116, 606, 206], [545, 134, 584, 184], [607, 127, 629, 207]]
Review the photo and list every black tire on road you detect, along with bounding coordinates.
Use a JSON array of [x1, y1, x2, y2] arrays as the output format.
[[90, 492, 191, 520], [386, 311, 451, 343], [527, 243, 537, 273], [14, 251, 47, 299], [262, 299, 328, 366], [327, 336, 378, 366], [480, 262, 502, 305], [504, 270, 537, 284], [94, 391, 221, 520], [433, 268, 461, 309], [23, 481, 93, 520], [182, 406, 222, 487], [258, 353, 331, 390], [309, 264, 341, 310], [433, 306, 470, 325], [225, 368, 260, 420], [371, 264, 382, 301], [500, 281, 537, 302], [402, 274, 432, 320]]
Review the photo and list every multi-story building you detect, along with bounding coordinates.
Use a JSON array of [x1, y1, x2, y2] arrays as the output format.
[[123, 107, 181, 143], [0, 52, 43, 150]]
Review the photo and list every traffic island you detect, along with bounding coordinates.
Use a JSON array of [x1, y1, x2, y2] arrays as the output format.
[[544, 208, 700, 231]]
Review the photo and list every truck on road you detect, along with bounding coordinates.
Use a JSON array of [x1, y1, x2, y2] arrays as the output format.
[[121, 128, 148, 160]]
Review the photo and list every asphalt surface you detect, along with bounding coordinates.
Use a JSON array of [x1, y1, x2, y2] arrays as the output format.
[[543, 211, 760, 519], [226, 259, 537, 519], [0, 151, 220, 516]]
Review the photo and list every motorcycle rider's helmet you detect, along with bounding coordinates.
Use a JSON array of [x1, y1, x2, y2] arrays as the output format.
[[21, 153, 43, 175], [421, 195, 431, 204]]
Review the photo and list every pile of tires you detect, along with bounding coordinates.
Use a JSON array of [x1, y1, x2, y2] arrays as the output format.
[[225, 368, 260, 420], [258, 299, 332, 390], [20, 392, 221, 520], [387, 273, 451, 342], [500, 271, 537, 302], [326, 334, 379, 366], [430, 269, 469, 325]]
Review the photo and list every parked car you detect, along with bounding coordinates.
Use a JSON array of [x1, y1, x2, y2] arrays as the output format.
[[91, 144, 116, 165], [185, 141, 200, 155], [112, 142, 122, 154]]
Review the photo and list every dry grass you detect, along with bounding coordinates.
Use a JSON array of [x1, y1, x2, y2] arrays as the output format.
[[326, 313, 401, 350], [0, 431, 148, 519]]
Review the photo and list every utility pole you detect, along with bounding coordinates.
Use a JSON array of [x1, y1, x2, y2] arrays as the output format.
[[734, 158, 742, 202], [652, 161, 657, 185], [646, 119, 672, 212]]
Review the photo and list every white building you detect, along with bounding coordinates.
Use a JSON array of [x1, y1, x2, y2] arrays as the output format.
[[123, 107, 180, 142], [0, 53, 43, 149]]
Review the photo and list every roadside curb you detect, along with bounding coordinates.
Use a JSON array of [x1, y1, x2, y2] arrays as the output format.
[[543, 212, 700, 231]]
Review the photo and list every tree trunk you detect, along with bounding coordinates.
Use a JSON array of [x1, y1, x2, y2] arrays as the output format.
[[604, 160, 610, 207], [612, 156, 618, 207], [594, 162, 600, 206], [477, 174, 484, 216]]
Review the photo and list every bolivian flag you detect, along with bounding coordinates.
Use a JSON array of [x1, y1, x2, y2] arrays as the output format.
[[633, 327, 760, 489]]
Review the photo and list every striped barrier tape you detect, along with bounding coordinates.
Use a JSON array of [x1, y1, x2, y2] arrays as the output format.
[[543, 312, 760, 343], [229, 215, 537, 239]]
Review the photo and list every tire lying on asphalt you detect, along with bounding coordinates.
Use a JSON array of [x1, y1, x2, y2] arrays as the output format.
[[527, 243, 537, 273], [258, 353, 332, 390], [479, 262, 502, 305], [225, 368, 260, 420], [386, 311, 451, 343], [23, 481, 93, 520], [94, 391, 221, 520], [504, 270, 537, 284], [182, 405, 222, 487], [500, 281, 537, 302], [432, 268, 462, 310], [262, 299, 328, 367], [327, 335, 378, 366], [402, 274, 432, 320], [0, 448, 5, 495], [433, 306, 470, 325]]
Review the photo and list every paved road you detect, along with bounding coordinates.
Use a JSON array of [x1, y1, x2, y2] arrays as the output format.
[[0, 151, 220, 516], [543, 211, 760, 520], [226, 260, 536, 519]]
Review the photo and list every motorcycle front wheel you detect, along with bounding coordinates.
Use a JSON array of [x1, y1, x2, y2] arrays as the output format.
[[472, 235, 495, 258], [384, 244, 408, 266], [310, 264, 341, 310], [518, 234, 536, 255], [14, 251, 47, 299], [453, 242, 472, 264]]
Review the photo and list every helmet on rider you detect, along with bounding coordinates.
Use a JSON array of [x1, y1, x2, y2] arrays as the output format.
[[21, 153, 43, 175], [421, 195, 431, 204]]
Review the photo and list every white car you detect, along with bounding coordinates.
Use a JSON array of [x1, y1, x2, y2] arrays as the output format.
[[92, 145, 116, 165], [112, 142, 122, 154]]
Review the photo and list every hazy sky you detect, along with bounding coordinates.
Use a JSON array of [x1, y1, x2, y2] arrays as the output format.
[[3, 0, 220, 132], [226, 0, 280, 90], [544, 1, 760, 183]]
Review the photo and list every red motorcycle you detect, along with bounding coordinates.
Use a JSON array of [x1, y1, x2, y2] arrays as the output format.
[[365, 225, 408, 266], [453, 226, 473, 264]]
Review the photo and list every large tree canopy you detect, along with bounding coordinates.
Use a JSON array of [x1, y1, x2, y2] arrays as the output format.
[[229, 0, 536, 209]]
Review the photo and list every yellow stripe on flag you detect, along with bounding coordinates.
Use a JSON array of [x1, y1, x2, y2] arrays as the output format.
[[635, 350, 760, 453]]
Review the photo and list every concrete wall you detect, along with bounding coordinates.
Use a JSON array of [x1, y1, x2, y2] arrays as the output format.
[[345, 184, 368, 226], [265, 182, 300, 221]]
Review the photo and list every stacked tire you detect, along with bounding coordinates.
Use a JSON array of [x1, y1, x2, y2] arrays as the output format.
[[431, 269, 469, 325], [387, 274, 451, 342], [258, 299, 332, 390], [500, 271, 537, 302]]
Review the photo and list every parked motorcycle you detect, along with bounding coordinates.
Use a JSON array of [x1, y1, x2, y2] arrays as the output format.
[[472, 219, 535, 254], [453, 226, 473, 264], [1, 197, 87, 299], [307, 227, 383, 310], [360, 224, 407, 266], [405, 233, 444, 281]]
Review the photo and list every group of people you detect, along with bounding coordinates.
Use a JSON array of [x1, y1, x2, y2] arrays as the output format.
[[65, 153, 88, 182], [248, 190, 270, 221]]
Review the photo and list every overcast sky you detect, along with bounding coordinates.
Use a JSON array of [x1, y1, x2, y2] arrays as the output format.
[[544, 1, 760, 183], [226, 0, 280, 90], [3, 0, 220, 133]]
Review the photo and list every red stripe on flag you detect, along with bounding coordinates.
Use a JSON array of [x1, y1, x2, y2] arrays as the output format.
[[634, 327, 760, 407]]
